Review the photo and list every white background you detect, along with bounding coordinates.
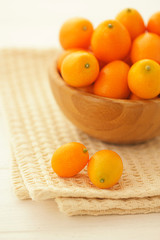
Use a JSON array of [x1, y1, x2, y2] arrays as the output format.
[[0, 0, 160, 48], [0, 0, 160, 239]]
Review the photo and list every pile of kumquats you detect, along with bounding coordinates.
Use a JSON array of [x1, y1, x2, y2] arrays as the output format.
[[57, 8, 160, 100], [51, 9, 160, 189]]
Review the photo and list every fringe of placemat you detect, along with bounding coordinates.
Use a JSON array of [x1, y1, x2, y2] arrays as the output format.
[[55, 197, 160, 216]]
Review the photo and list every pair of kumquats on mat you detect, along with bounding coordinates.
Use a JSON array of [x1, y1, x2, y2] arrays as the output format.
[[57, 9, 160, 100], [51, 142, 123, 189]]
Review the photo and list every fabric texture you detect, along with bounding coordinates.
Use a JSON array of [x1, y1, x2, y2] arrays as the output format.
[[0, 48, 160, 216]]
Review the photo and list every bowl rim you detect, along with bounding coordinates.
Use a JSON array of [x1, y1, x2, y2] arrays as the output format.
[[49, 54, 160, 106]]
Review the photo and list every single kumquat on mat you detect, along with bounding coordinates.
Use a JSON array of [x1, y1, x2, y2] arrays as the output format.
[[59, 17, 94, 50], [131, 32, 160, 64], [93, 60, 130, 99], [51, 142, 89, 178], [128, 59, 160, 99], [61, 51, 99, 87], [147, 12, 160, 36], [88, 150, 123, 189], [116, 8, 146, 40], [91, 19, 131, 63]]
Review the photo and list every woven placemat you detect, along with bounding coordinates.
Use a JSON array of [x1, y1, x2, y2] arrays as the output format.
[[1, 48, 160, 216], [11, 154, 160, 216]]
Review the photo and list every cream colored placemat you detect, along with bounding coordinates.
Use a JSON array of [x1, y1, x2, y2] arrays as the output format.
[[1, 48, 160, 216], [11, 154, 160, 216]]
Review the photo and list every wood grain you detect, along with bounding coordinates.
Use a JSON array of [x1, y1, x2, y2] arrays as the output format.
[[49, 62, 160, 144]]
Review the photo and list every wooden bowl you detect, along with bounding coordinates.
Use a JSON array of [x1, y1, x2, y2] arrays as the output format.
[[49, 55, 160, 144]]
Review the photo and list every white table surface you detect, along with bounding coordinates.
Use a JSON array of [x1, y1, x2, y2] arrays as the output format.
[[0, 0, 160, 239]]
